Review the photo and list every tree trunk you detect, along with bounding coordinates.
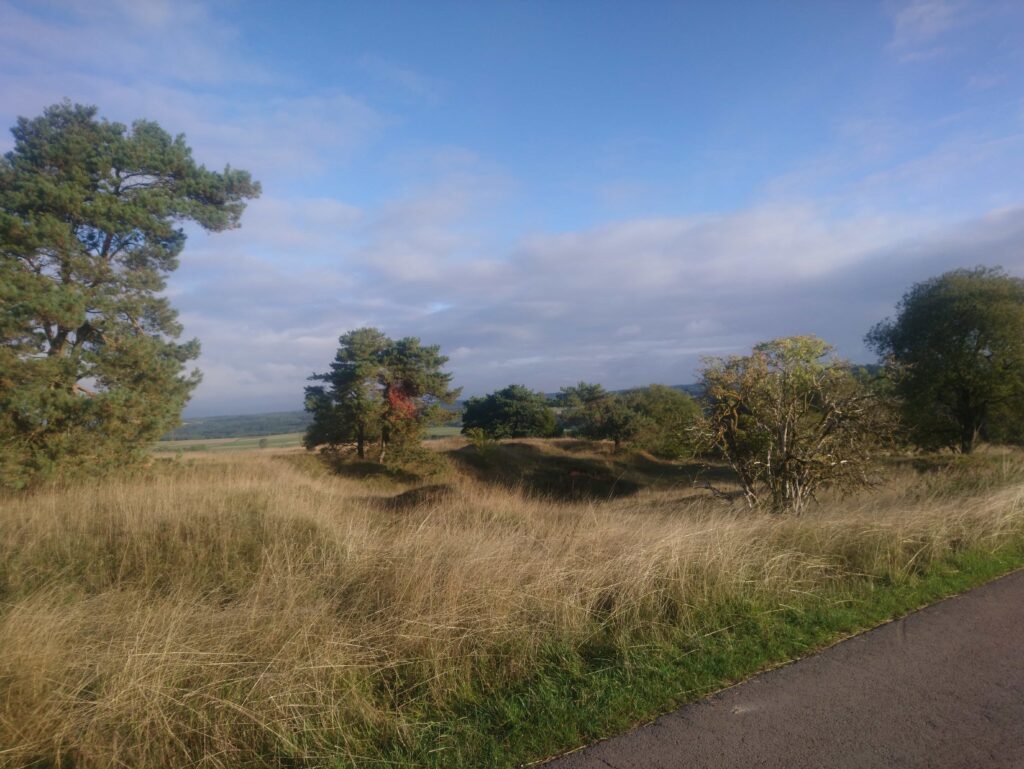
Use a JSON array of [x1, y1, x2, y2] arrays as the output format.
[[960, 424, 980, 454], [356, 425, 365, 459], [956, 394, 982, 454]]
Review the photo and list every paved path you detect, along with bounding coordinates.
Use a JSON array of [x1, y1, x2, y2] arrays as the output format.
[[544, 569, 1024, 769]]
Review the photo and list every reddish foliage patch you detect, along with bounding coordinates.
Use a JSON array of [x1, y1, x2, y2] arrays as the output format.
[[387, 385, 418, 420]]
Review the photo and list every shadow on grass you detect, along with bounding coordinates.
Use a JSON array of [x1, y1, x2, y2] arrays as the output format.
[[282, 449, 422, 485], [628, 453, 737, 487], [448, 442, 643, 501], [376, 483, 458, 511], [289, 438, 744, 505], [323, 456, 420, 484]]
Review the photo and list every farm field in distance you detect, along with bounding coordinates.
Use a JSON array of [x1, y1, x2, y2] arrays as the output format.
[[155, 431, 306, 452], [155, 425, 463, 452], [3, 438, 1023, 769]]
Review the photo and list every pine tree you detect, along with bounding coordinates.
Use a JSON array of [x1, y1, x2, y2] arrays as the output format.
[[304, 330, 460, 462], [0, 102, 259, 488], [304, 328, 390, 459], [377, 336, 461, 461], [462, 384, 557, 439]]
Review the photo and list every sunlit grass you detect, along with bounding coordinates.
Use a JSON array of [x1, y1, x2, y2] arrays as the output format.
[[1, 445, 1022, 768]]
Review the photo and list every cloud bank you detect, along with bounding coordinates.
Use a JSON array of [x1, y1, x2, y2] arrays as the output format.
[[175, 196, 1024, 414]]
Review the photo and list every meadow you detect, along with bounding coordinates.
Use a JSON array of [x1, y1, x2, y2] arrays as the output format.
[[2, 440, 1023, 768], [158, 427, 463, 453]]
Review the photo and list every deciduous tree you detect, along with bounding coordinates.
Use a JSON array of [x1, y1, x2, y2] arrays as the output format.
[[699, 336, 889, 513], [621, 384, 700, 459], [867, 267, 1024, 453]]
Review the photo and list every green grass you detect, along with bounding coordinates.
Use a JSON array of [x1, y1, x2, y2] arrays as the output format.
[[368, 545, 1024, 769], [162, 411, 312, 441], [157, 426, 461, 453], [155, 432, 305, 452]]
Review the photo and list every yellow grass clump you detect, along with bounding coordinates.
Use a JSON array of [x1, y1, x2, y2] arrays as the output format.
[[1, 445, 1022, 768]]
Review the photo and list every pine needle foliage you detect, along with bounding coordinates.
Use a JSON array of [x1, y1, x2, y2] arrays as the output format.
[[305, 328, 460, 462], [0, 102, 259, 488]]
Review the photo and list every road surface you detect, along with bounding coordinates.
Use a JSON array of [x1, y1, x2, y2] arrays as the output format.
[[544, 569, 1024, 769]]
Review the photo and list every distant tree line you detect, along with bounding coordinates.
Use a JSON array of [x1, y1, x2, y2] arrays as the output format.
[[305, 267, 1024, 512], [162, 411, 313, 441], [459, 381, 700, 458], [462, 384, 558, 440]]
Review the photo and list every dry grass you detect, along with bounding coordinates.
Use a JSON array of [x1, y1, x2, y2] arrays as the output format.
[[1, 445, 1023, 768]]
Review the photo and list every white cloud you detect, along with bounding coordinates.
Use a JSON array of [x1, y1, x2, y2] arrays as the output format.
[[889, 0, 965, 61], [358, 54, 444, 102], [0, 0, 259, 86], [169, 184, 1024, 414], [0, 1, 385, 177]]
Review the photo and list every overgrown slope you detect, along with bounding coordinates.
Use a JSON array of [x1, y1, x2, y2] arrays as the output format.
[[1, 445, 1022, 768]]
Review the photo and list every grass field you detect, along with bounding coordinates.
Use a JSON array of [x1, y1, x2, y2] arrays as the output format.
[[2, 441, 1023, 768], [156, 432, 306, 452], [156, 426, 463, 453]]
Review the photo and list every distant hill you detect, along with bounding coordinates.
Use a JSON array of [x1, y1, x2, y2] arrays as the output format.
[[673, 383, 704, 398], [162, 404, 463, 441], [164, 384, 706, 441], [162, 411, 313, 441]]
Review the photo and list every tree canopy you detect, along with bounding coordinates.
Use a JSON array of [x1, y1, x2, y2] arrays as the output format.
[[0, 102, 259, 488], [305, 328, 460, 461], [556, 382, 636, 450], [621, 384, 700, 458], [557, 382, 698, 456], [462, 384, 558, 439], [699, 336, 890, 513], [867, 266, 1024, 453], [304, 328, 389, 458]]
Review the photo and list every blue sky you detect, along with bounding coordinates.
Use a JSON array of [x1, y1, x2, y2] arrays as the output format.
[[3, 0, 1024, 415]]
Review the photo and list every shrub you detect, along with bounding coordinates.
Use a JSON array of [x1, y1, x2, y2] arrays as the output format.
[[462, 385, 558, 439]]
